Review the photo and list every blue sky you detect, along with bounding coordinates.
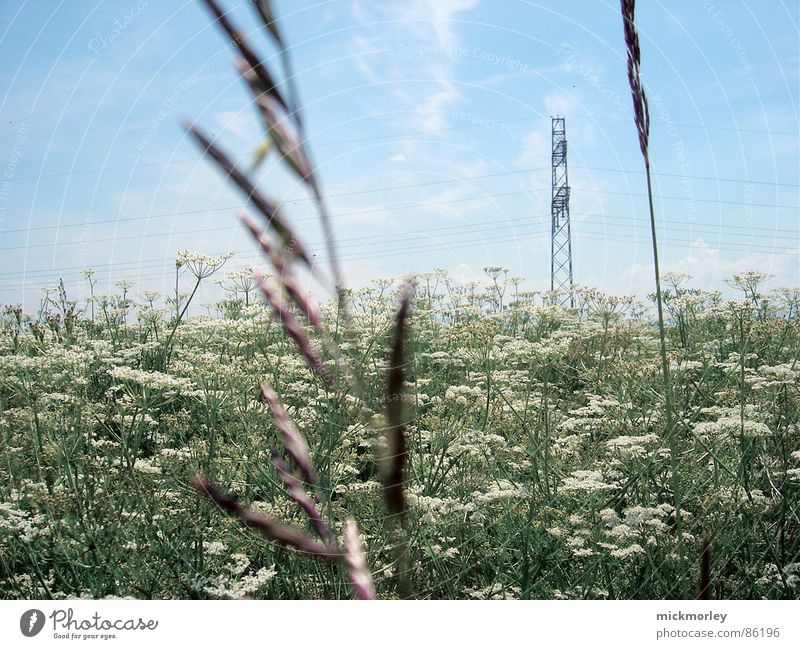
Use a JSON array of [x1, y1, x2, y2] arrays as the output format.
[[0, 0, 797, 310]]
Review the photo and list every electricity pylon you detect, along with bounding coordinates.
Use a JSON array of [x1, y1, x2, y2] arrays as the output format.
[[550, 116, 574, 308]]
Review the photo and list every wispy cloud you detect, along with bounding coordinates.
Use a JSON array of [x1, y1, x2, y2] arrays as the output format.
[[622, 239, 800, 295], [213, 110, 256, 144], [348, 0, 480, 134]]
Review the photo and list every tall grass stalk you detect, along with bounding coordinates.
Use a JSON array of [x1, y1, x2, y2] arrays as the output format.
[[620, 0, 684, 596], [183, 0, 418, 599]]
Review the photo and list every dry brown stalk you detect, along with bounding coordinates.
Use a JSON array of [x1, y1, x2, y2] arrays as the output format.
[[190, 477, 334, 558]]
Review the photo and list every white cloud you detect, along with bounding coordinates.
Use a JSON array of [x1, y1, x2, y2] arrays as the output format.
[[414, 74, 461, 134], [389, 153, 407, 162], [417, 184, 486, 218], [396, 0, 480, 52], [545, 91, 577, 117], [516, 130, 548, 166], [213, 110, 256, 144], [621, 239, 800, 296], [348, 0, 480, 134]]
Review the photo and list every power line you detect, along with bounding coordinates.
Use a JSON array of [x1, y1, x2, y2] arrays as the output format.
[[5, 212, 794, 253], [589, 190, 796, 210], [0, 218, 795, 290], [1, 187, 544, 235], [572, 165, 800, 188], [10, 158, 200, 182], [567, 113, 799, 138], [2, 228, 794, 295], [8, 113, 798, 183], [1, 230, 551, 292], [2, 210, 544, 252], [1, 216, 554, 280], [1, 193, 796, 278], [2, 205, 797, 268], [3, 167, 798, 237], [4, 190, 797, 253]]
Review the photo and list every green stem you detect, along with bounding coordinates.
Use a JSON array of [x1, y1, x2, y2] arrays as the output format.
[[161, 277, 202, 368], [644, 162, 683, 596]]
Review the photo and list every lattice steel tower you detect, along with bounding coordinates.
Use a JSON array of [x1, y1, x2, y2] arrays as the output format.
[[550, 116, 574, 307]]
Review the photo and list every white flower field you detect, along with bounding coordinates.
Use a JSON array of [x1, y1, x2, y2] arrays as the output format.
[[1, 270, 798, 599]]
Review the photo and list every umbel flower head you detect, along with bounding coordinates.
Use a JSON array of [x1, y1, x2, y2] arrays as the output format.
[[176, 250, 234, 279]]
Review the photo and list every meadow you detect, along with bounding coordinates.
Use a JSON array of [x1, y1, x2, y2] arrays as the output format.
[[1, 0, 798, 601], [1, 269, 798, 599]]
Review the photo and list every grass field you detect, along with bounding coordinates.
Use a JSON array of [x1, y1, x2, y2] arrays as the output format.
[[2, 0, 797, 602], [1, 270, 798, 599]]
